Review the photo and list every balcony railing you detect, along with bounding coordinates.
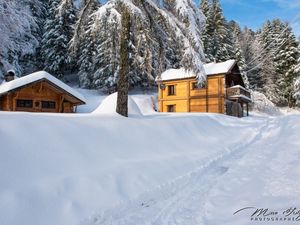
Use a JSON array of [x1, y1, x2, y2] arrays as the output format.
[[226, 85, 251, 102]]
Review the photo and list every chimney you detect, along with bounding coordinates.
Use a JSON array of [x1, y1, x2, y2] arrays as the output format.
[[4, 70, 15, 82]]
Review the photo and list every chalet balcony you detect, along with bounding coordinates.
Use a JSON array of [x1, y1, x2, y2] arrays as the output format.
[[226, 85, 251, 103]]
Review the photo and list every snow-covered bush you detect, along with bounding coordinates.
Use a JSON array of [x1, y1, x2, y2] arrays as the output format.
[[250, 91, 281, 115]]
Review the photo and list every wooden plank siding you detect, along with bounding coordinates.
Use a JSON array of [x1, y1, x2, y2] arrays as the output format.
[[0, 80, 80, 113], [158, 75, 226, 114]]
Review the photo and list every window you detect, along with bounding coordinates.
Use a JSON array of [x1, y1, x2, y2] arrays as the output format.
[[167, 105, 175, 112], [42, 101, 56, 109], [192, 82, 206, 90], [192, 82, 199, 90], [168, 85, 175, 95], [16, 99, 33, 108]]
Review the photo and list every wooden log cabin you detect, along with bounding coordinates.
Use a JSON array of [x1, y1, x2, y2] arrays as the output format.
[[157, 60, 251, 117], [0, 71, 85, 113]]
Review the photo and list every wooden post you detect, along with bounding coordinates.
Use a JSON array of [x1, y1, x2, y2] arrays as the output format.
[[12, 92, 19, 111], [7, 94, 12, 111], [241, 103, 244, 117], [236, 99, 239, 117], [206, 80, 208, 112], [218, 78, 222, 113], [186, 81, 190, 112], [59, 95, 65, 113], [158, 84, 163, 112]]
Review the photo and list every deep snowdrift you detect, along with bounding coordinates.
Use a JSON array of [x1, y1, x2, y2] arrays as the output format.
[[92, 93, 143, 117], [0, 93, 299, 225]]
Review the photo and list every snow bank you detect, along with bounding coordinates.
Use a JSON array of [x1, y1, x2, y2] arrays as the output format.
[[131, 95, 157, 115], [1, 92, 299, 225], [0, 97, 264, 225], [92, 92, 142, 117], [76, 89, 107, 113], [250, 91, 281, 116]]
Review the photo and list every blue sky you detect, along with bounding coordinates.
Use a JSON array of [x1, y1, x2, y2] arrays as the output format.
[[196, 0, 300, 36]]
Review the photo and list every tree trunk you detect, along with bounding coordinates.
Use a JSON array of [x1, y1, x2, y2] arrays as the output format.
[[116, 8, 130, 117]]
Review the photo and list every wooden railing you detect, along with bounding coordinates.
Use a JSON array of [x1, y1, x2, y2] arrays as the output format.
[[226, 85, 251, 99]]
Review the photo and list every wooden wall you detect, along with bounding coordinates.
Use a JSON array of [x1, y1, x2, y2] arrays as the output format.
[[158, 75, 225, 114], [0, 80, 78, 113]]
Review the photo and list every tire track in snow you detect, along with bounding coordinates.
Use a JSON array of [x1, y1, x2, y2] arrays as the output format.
[[81, 118, 273, 225]]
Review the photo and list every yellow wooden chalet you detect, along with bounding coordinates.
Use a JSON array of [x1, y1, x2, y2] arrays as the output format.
[[157, 60, 251, 117]]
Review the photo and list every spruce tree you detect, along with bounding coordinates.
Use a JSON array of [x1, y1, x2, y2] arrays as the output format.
[[21, 0, 48, 73], [229, 21, 249, 87], [70, 0, 100, 61], [240, 27, 263, 90], [83, 0, 206, 92], [77, 19, 98, 88], [272, 20, 299, 107], [73, 0, 100, 88], [91, 7, 121, 92], [253, 19, 299, 106], [0, 0, 37, 77], [206, 0, 233, 62], [41, 0, 77, 78], [294, 54, 300, 106], [252, 23, 274, 93], [199, 0, 211, 61]]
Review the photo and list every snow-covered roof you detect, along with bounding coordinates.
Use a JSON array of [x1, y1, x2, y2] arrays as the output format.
[[159, 68, 195, 81], [204, 60, 236, 76], [0, 71, 86, 103], [159, 60, 236, 81]]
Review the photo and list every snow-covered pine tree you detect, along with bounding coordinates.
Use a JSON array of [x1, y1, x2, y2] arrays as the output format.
[[293, 54, 300, 106], [293, 42, 300, 105], [205, 0, 233, 62], [228, 21, 249, 88], [71, 0, 100, 88], [0, 0, 37, 77], [272, 20, 299, 107], [254, 21, 276, 96], [240, 27, 263, 90], [28, 0, 47, 44], [70, 0, 100, 61], [199, 0, 211, 62], [41, 0, 77, 79], [82, 0, 206, 92], [294, 79, 300, 106], [164, 0, 206, 84], [90, 3, 121, 92], [252, 19, 299, 107], [21, 0, 48, 73]]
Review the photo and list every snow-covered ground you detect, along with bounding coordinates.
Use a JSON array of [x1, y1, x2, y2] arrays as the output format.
[[0, 90, 300, 225]]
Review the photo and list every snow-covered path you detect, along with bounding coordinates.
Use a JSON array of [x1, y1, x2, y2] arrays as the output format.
[[83, 115, 300, 225]]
